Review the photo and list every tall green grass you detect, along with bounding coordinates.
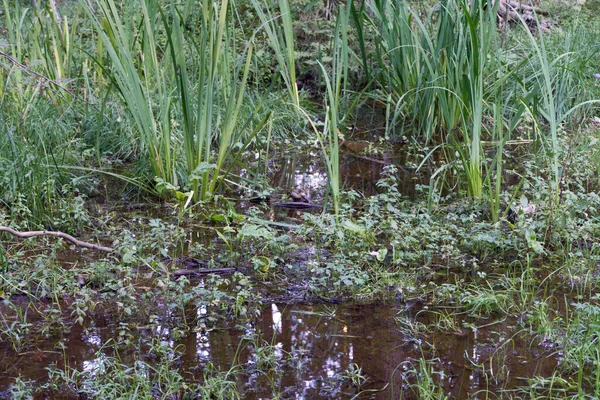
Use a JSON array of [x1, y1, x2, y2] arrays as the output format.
[[0, 1, 88, 225], [85, 0, 175, 187], [86, 0, 266, 200], [1, 0, 81, 107], [2, 0, 599, 222], [1, 0, 27, 107], [369, 0, 464, 141], [369, 0, 498, 198], [316, 4, 350, 216], [368, 0, 599, 206], [516, 16, 600, 205], [250, 0, 300, 108], [453, 0, 499, 198]]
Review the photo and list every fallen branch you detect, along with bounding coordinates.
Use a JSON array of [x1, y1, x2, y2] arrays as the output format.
[[173, 268, 236, 277], [0, 226, 113, 252], [273, 202, 323, 210]]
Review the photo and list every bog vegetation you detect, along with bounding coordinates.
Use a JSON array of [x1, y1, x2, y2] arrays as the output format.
[[1, 0, 600, 398]]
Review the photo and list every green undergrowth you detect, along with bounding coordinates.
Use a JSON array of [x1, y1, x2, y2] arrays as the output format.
[[2, 140, 600, 395], [2, 0, 600, 397]]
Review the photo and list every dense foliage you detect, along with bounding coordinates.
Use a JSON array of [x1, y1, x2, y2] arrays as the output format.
[[1, 0, 600, 397]]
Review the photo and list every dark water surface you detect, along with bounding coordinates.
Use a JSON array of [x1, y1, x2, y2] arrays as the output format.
[[0, 298, 559, 398]]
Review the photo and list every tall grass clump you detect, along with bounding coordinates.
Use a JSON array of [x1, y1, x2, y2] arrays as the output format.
[[84, 0, 177, 189], [514, 17, 600, 206], [455, 0, 499, 198], [0, 1, 91, 225], [1, 0, 83, 108], [0, 102, 90, 229], [1, 0, 28, 108], [368, 0, 600, 204], [86, 0, 265, 200], [368, 0, 499, 198], [368, 0, 463, 141], [31, 1, 79, 104], [166, 0, 267, 200], [316, 4, 350, 216], [250, 0, 300, 108]]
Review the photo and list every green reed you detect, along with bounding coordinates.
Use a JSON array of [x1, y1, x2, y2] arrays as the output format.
[[250, 0, 300, 108], [86, 0, 264, 200], [85, 0, 174, 186], [369, 0, 498, 198]]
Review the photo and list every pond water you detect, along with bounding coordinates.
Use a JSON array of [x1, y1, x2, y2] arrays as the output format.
[[0, 134, 565, 398], [264, 135, 430, 203], [0, 296, 559, 399]]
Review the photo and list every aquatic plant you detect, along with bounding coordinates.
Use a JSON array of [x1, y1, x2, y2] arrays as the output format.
[[250, 0, 300, 108], [312, 4, 351, 216], [85, 0, 267, 200], [2, 0, 600, 398]]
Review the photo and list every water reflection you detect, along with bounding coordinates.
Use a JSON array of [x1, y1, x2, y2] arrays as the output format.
[[0, 299, 559, 399], [176, 302, 559, 399], [269, 143, 428, 205], [272, 303, 282, 333]]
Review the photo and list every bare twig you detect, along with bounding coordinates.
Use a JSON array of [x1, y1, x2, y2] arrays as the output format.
[[0, 226, 113, 252], [0, 51, 99, 108], [0, 51, 71, 92], [173, 268, 236, 277]]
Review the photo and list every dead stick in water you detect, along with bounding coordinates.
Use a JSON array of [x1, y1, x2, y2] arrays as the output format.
[[0, 226, 113, 252], [173, 268, 236, 277]]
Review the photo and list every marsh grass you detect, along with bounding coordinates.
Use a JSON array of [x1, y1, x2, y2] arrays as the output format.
[[403, 356, 448, 400], [250, 0, 299, 108], [367, 0, 499, 198], [43, 344, 192, 398], [85, 0, 176, 187], [2, 0, 600, 398], [165, 0, 263, 200], [367, 0, 600, 206], [1, 0, 27, 107], [315, 4, 351, 216], [0, 2, 92, 221], [84, 0, 267, 200], [368, 0, 479, 142], [459, 0, 499, 198], [516, 16, 600, 209]]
